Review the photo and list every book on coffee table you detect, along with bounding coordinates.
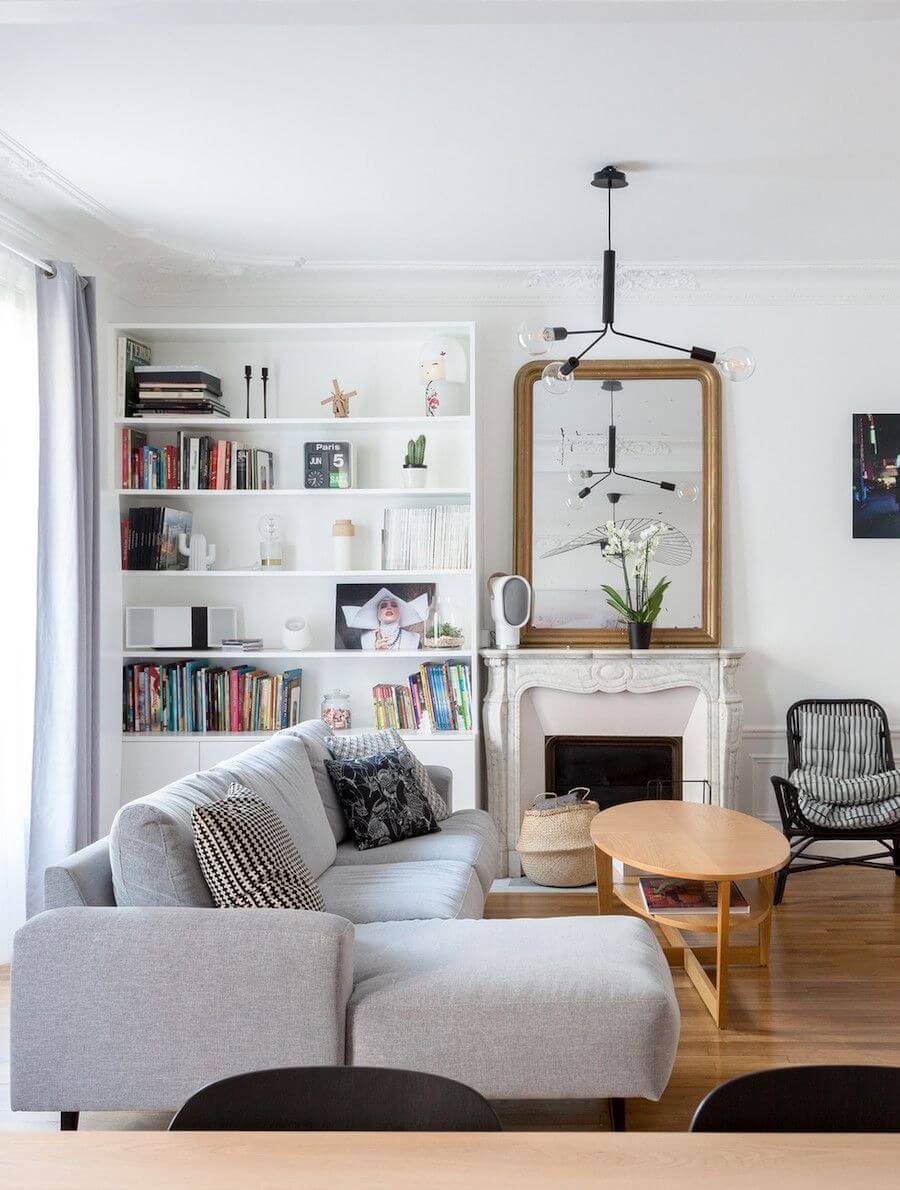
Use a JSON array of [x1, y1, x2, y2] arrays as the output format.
[[638, 877, 750, 916]]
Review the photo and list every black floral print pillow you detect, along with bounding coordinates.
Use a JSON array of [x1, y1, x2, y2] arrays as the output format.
[[325, 748, 440, 850]]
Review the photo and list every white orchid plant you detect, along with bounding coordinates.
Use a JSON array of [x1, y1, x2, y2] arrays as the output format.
[[600, 522, 671, 625]]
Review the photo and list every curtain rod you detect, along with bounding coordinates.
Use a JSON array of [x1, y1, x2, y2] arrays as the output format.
[[0, 237, 56, 278]]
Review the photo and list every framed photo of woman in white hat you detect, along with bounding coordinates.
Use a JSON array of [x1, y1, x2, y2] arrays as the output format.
[[335, 582, 435, 651]]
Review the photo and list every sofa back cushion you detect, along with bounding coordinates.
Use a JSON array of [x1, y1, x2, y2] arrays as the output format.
[[215, 733, 337, 879], [281, 719, 348, 843], [110, 733, 336, 907]]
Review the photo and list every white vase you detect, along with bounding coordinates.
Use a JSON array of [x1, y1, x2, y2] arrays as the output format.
[[281, 617, 312, 651], [402, 466, 427, 489]]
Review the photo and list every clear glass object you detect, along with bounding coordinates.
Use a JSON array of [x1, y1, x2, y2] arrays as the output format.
[[321, 688, 351, 731], [257, 514, 284, 569], [424, 597, 465, 649], [567, 469, 590, 486], [517, 322, 553, 356], [716, 346, 755, 382], [676, 482, 699, 503], [542, 360, 574, 395]]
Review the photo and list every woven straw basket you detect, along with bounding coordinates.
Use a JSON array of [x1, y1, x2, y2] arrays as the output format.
[[516, 789, 599, 888]]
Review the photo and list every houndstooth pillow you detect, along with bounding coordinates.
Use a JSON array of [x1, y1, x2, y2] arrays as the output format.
[[328, 728, 449, 820], [192, 783, 325, 911]]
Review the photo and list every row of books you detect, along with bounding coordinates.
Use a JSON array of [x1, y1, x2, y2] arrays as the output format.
[[132, 365, 228, 419], [121, 429, 274, 490], [381, 505, 470, 571], [372, 661, 473, 732], [121, 507, 193, 571], [123, 663, 302, 734]]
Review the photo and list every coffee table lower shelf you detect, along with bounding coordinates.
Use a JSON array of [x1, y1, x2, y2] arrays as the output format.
[[595, 855, 776, 1030]]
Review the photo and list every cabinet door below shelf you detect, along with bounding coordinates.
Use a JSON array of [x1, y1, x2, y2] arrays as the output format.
[[121, 739, 201, 802]]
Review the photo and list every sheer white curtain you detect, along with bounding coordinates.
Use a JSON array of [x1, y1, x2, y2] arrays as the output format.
[[0, 249, 39, 963]]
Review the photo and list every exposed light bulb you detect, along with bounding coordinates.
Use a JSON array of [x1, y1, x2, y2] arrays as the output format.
[[717, 346, 755, 382], [542, 360, 574, 395], [517, 323, 553, 356], [676, 482, 699, 503], [567, 469, 591, 486]]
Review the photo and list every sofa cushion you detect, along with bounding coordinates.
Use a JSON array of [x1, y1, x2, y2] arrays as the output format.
[[111, 732, 336, 907], [325, 749, 439, 851], [215, 733, 337, 879], [192, 786, 326, 911], [281, 720, 347, 843], [333, 809, 499, 894], [329, 728, 449, 821], [317, 860, 483, 923], [348, 916, 679, 1100]]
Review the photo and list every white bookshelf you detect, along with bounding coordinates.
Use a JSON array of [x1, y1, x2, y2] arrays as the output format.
[[104, 321, 479, 816]]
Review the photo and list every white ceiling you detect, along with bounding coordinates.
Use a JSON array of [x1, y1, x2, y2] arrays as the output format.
[[2, 1, 900, 278]]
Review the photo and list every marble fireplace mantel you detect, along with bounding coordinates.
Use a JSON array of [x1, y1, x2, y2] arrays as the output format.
[[480, 648, 745, 877]]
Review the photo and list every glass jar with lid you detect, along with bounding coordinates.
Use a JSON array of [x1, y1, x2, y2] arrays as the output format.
[[321, 688, 351, 731]]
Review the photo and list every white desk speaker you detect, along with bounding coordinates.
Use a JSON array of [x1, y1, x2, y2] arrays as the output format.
[[488, 574, 532, 649], [125, 606, 238, 649]]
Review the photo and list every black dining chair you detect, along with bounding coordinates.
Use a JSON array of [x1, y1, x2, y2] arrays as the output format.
[[169, 1065, 502, 1131], [690, 1065, 900, 1132]]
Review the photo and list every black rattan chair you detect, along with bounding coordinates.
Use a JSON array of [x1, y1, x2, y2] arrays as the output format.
[[690, 1065, 900, 1132], [169, 1066, 502, 1131], [771, 698, 900, 904]]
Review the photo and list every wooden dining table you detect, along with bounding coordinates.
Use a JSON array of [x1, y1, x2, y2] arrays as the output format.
[[0, 1131, 896, 1190]]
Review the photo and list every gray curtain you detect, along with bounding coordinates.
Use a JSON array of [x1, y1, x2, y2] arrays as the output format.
[[27, 263, 99, 916]]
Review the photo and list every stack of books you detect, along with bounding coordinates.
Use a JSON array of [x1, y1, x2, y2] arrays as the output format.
[[371, 660, 472, 732], [381, 506, 470, 570], [220, 638, 264, 653], [120, 430, 274, 490], [132, 366, 228, 419], [123, 663, 302, 734], [120, 507, 192, 570]]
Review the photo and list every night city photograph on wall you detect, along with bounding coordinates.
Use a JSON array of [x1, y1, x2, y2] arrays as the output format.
[[853, 413, 900, 538]]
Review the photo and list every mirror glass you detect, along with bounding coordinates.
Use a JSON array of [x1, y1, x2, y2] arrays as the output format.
[[515, 360, 720, 646]]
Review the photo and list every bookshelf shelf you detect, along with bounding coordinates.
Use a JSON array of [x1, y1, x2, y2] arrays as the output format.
[[121, 649, 476, 660], [122, 729, 478, 743], [116, 416, 471, 429], [108, 320, 479, 816], [117, 487, 470, 498], [120, 568, 471, 579]]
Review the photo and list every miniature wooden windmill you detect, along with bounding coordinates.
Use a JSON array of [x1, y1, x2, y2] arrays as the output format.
[[321, 378, 358, 418]]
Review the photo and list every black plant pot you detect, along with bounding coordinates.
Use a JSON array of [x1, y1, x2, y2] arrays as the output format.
[[628, 622, 653, 649]]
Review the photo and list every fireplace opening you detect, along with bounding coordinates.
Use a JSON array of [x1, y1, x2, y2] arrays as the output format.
[[544, 735, 683, 811]]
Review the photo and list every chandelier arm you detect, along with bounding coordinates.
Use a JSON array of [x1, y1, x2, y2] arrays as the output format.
[[611, 326, 717, 362], [614, 469, 677, 492], [574, 326, 609, 363]]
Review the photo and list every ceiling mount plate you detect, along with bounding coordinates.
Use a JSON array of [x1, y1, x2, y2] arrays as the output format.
[[591, 165, 628, 190]]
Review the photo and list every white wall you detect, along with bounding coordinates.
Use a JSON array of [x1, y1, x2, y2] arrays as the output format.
[[133, 266, 900, 823]]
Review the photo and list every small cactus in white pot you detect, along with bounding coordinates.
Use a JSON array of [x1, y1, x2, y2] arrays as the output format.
[[402, 434, 427, 488]]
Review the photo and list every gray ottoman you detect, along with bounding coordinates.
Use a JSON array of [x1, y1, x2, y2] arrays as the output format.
[[348, 915, 679, 1102]]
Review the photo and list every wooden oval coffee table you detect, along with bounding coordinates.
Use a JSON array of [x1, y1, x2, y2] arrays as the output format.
[[590, 801, 790, 1029]]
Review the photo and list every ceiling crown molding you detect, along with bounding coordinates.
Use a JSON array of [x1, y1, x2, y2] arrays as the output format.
[[7, 125, 900, 309]]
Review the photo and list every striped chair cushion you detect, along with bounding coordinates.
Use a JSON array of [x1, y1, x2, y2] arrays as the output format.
[[792, 707, 900, 829], [798, 709, 882, 777]]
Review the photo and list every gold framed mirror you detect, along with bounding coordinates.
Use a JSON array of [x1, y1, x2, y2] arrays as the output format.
[[514, 358, 721, 647]]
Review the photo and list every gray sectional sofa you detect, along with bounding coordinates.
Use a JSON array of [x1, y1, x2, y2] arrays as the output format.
[[11, 721, 680, 1125]]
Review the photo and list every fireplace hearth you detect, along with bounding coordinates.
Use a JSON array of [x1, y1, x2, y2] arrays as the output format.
[[545, 735, 683, 812]]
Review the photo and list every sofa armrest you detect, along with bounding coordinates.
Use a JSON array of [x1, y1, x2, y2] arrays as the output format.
[[44, 837, 115, 910], [426, 765, 452, 812], [11, 907, 354, 1112]]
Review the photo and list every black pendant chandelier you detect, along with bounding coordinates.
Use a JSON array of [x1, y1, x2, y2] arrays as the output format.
[[517, 165, 755, 392]]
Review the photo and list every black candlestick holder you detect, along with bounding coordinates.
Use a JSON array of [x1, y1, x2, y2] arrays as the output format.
[[261, 366, 269, 418], [244, 365, 252, 417]]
